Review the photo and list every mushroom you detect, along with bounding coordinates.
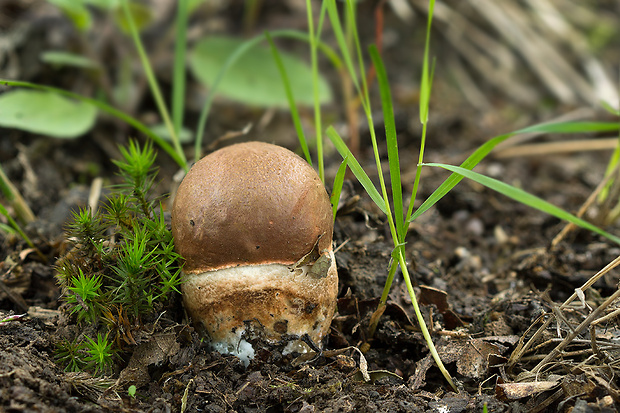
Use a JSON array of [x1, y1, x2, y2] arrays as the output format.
[[171, 141, 338, 363]]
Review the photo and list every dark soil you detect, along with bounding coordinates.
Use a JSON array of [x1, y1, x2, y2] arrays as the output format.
[[1, 1, 620, 412]]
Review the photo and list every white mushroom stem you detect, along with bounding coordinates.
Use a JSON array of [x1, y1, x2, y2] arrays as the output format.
[[181, 251, 337, 362]]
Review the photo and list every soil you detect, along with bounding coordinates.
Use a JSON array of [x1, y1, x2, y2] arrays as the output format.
[[1, 1, 620, 412]]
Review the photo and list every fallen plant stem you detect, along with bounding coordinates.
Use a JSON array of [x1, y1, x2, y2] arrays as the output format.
[[494, 138, 618, 158]]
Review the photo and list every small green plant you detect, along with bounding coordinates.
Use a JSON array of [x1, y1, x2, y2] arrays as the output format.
[[65, 268, 104, 324], [55, 140, 182, 374], [55, 334, 117, 375], [128, 385, 137, 398], [55, 338, 88, 373], [84, 333, 117, 375]]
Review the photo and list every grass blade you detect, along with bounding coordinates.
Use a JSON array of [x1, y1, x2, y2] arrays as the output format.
[[419, 0, 435, 124], [425, 163, 620, 245], [325, 0, 362, 99], [410, 121, 620, 222], [172, 0, 189, 136], [265, 32, 311, 165], [369, 45, 404, 241], [0, 163, 35, 224], [306, 0, 324, 182], [330, 157, 348, 220], [326, 126, 387, 215], [121, 0, 186, 169]]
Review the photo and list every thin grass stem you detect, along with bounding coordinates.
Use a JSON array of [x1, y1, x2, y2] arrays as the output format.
[[265, 32, 311, 165], [398, 249, 457, 390], [121, 0, 186, 169], [306, 0, 324, 182], [172, 0, 189, 136], [0, 164, 35, 224]]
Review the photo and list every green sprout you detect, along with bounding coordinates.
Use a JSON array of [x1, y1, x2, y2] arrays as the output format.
[[55, 338, 88, 373], [53, 140, 183, 374], [84, 333, 116, 375], [66, 268, 104, 324]]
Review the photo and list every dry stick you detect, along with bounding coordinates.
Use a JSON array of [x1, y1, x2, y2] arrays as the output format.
[[589, 306, 620, 362], [551, 161, 620, 249], [531, 286, 620, 374], [494, 138, 618, 159], [507, 255, 620, 369]]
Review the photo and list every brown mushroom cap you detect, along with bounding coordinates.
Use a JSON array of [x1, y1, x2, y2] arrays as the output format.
[[171, 141, 333, 274]]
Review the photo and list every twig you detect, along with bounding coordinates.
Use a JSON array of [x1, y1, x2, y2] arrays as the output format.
[[532, 287, 620, 374], [507, 255, 620, 369]]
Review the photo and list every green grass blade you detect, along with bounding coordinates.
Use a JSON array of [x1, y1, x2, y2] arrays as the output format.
[[397, 248, 457, 391], [326, 126, 387, 215], [306, 0, 324, 182], [0, 163, 35, 224], [0, 203, 36, 251], [0, 79, 186, 169], [265, 32, 311, 165], [369, 45, 404, 241], [419, 0, 435, 124], [409, 121, 620, 222], [305, 2, 324, 180], [330, 157, 348, 220], [120, 0, 186, 169], [325, 0, 361, 98], [172, 0, 189, 136], [425, 163, 620, 245]]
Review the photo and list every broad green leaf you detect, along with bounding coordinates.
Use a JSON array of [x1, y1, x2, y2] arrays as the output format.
[[47, 0, 92, 31], [149, 124, 193, 143], [41, 51, 100, 69], [425, 163, 620, 245], [187, 0, 205, 13], [0, 79, 184, 168], [190, 36, 332, 107], [0, 90, 97, 139]]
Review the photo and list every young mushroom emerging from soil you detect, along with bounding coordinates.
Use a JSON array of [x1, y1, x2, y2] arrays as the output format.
[[171, 141, 338, 363]]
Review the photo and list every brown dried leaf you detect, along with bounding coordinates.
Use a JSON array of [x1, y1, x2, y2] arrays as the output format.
[[496, 380, 559, 401]]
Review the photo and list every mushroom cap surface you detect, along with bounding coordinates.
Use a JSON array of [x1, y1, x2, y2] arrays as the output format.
[[171, 141, 333, 274]]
